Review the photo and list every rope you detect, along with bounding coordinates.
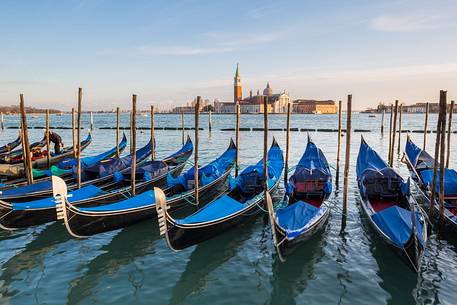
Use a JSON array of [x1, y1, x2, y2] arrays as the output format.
[[181, 193, 199, 206]]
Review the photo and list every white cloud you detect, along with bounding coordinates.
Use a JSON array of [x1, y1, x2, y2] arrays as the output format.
[[371, 12, 456, 32]]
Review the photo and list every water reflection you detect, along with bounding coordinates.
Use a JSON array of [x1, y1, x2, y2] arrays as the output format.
[[66, 221, 160, 305]]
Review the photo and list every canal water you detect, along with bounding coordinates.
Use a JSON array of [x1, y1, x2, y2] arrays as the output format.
[[0, 112, 456, 305]]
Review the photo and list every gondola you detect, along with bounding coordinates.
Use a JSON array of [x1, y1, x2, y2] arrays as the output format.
[[52, 139, 236, 238], [0, 135, 47, 162], [403, 136, 457, 231], [0, 134, 22, 155], [0, 133, 92, 179], [356, 137, 428, 272], [32, 133, 128, 178], [0, 136, 152, 202], [0, 138, 193, 230], [156, 139, 284, 251], [265, 138, 332, 261]]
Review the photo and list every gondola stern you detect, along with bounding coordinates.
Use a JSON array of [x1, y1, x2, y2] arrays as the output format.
[[154, 187, 179, 251]]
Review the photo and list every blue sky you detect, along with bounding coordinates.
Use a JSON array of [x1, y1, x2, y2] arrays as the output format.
[[0, 0, 456, 110]]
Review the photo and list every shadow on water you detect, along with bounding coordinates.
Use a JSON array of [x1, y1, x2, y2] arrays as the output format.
[[169, 220, 258, 305], [354, 195, 418, 305], [268, 224, 327, 305], [0, 222, 69, 297], [66, 220, 160, 305]]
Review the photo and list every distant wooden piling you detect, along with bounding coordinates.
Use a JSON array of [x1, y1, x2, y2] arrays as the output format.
[[19, 94, 33, 185], [341, 95, 352, 232], [438, 91, 447, 226], [129, 111, 133, 154], [45, 109, 50, 168], [397, 104, 403, 155], [90, 111, 93, 131], [194, 96, 201, 206], [116, 107, 120, 157], [423, 102, 429, 150], [263, 96, 269, 206], [72, 108, 76, 158], [388, 104, 393, 162], [208, 110, 212, 132], [389, 101, 399, 167], [235, 103, 240, 177], [430, 95, 444, 218], [335, 100, 343, 187], [131, 95, 137, 196], [77, 88, 82, 189], [181, 110, 185, 145], [446, 100, 454, 168], [284, 102, 291, 187], [1, 112, 4, 130], [151, 105, 155, 160], [380, 109, 385, 134]]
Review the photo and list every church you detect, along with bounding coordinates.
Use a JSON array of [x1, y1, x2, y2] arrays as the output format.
[[216, 64, 290, 113]]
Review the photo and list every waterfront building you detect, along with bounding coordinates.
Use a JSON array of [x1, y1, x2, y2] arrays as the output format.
[[292, 100, 337, 114]]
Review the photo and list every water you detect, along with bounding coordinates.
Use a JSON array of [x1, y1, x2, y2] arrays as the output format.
[[0, 112, 457, 305]]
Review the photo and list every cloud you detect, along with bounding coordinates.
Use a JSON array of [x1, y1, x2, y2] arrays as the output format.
[[371, 12, 456, 32]]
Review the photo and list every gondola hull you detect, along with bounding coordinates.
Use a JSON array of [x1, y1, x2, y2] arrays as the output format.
[[59, 169, 232, 237], [0, 161, 187, 230], [163, 180, 280, 251]]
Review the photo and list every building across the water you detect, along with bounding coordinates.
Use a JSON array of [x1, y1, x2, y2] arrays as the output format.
[[292, 100, 337, 114], [217, 65, 290, 113]]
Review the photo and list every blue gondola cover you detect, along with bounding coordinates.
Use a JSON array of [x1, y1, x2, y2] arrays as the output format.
[[276, 201, 326, 239]]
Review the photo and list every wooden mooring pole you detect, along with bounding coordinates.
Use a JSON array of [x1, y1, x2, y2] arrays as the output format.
[[45, 109, 50, 168], [90, 111, 93, 131], [116, 107, 120, 157], [235, 103, 240, 177], [397, 104, 403, 155], [388, 104, 393, 162], [439, 91, 447, 226], [423, 102, 429, 150], [194, 96, 201, 206], [72, 108, 76, 158], [284, 102, 291, 187], [335, 100, 343, 187], [446, 100, 454, 168], [77, 88, 82, 189], [389, 100, 398, 167], [208, 110, 212, 132], [181, 110, 185, 146], [151, 105, 155, 160], [131, 95, 137, 196], [380, 109, 385, 134], [1, 112, 4, 130], [341, 94, 352, 232], [20, 94, 33, 185], [430, 95, 444, 218], [129, 111, 133, 154], [263, 96, 269, 208]]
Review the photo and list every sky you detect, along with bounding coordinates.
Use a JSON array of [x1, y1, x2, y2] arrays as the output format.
[[0, 0, 456, 111]]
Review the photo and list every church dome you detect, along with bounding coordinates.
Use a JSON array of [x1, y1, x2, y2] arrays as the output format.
[[263, 82, 273, 96]]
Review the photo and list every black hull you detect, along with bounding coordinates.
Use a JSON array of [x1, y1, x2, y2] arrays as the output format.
[[62, 169, 232, 237], [0, 163, 186, 230], [275, 208, 330, 259], [165, 181, 280, 251]]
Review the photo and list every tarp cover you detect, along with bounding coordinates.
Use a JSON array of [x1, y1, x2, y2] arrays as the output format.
[[276, 201, 326, 239], [405, 138, 423, 167], [12, 185, 107, 210], [421, 169, 457, 196], [372, 205, 425, 247], [167, 141, 236, 190], [0, 180, 52, 198], [79, 190, 155, 212], [57, 133, 127, 169]]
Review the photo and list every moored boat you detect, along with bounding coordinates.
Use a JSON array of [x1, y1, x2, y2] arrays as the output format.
[[52, 139, 235, 238], [156, 139, 284, 251], [265, 138, 332, 261], [0, 138, 193, 230], [357, 137, 428, 272], [0, 134, 22, 155], [403, 136, 457, 231]]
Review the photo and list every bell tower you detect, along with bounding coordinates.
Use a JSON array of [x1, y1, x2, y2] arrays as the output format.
[[234, 63, 242, 104]]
